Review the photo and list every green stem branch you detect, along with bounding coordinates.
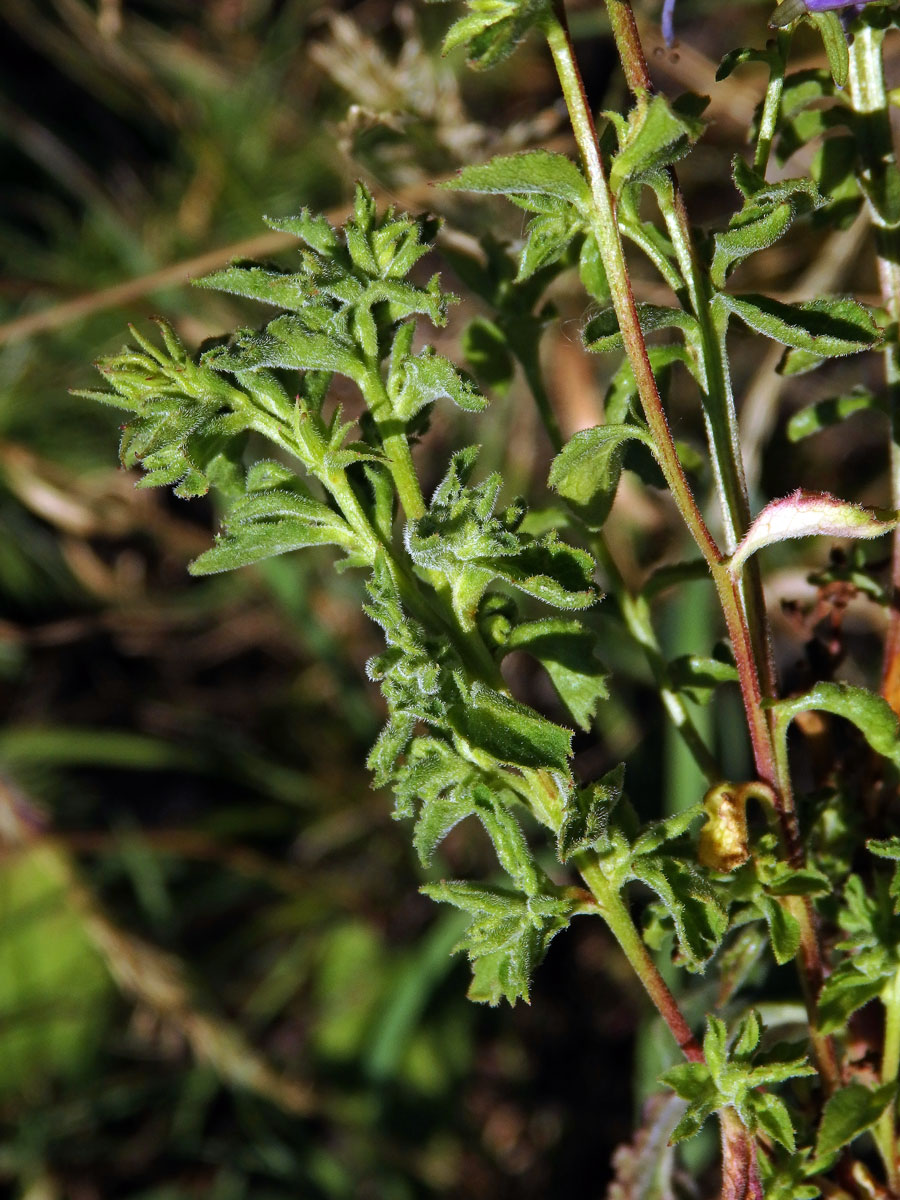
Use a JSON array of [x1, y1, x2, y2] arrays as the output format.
[[576, 854, 704, 1062], [876, 970, 900, 1192], [847, 23, 900, 719]]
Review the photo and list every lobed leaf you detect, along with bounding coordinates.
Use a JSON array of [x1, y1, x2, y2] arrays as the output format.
[[556, 764, 625, 861], [421, 880, 577, 1005], [504, 618, 609, 731]]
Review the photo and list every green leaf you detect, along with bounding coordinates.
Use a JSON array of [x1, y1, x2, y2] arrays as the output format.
[[556, 764, 625, 861], [518, 210, 582, 280], [667, 654, 739, 705], [659, 1062, 718, 1142], [490, 536, 598, 611], [549, 423, 655, 530], [711, 174, 820, 288], [462, 317, 515, 393], [809, 13, 850, 90], [768, 681, 900, 770], [578, 233, 611, 303], [815, 1081, 897, 1162], [504, 618, 609, 731], [436, 0, 552, 69], [407, 453, 597, 623], [729, 490, 897, 575], [818, 960, 894, 1033], [758, 895, 801, 965], [717, 46, 777, 82], [633, 856, 727, 970], [583, 305, 701, 355], [421, 880, 576, 1005], [190, 488, 353, 575], [717, 293, 881, 357], [441, 150, 589, 212], [609, 94, 707, 194], [451, 681, 573, 771], [747, 1091, 797, 1152], [389, 345, 486, 420], [787, 388, 886, 441]]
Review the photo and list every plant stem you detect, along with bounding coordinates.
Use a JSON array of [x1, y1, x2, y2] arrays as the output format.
[[362, 369, 426, 521], [543, 8, 720, 573], [510, 328, 721, 787], [575, 853, 704, 1062], [587, 4, 786, 838], [753, 36, 789, 177], [561, 0, 840, 1091], [847, 23, 900, 718], [875, 970, 900, 1192]]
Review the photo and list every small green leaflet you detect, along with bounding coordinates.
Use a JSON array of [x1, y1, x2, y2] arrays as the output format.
[[549, 423, 655, 530], [190, 487, 354, 575], [787, 388, 886, 441], [711, 174, 820, 288], [556, 764, 625, 861], [767, 681, 900, 770], [715, 293, 880, 357], [608, 93, 707, 194], [502, 618, 609, 732], [432, 0, 552, 69], [661, 1012, 815, 1150], [420, 880, 580, 1005], [450, 681, 573, 771], [814, 1082, 897, 1165], [583, 305, 701, 355], [441, 150, 590, 212]]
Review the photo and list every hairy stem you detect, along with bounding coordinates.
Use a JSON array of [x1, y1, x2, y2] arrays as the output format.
[[543, 8, 720, 572], [576, 854, 704, 1062], [362, 369, 426, 521], [577, 0, 838, 1090], [847, 23, 900, 718], [753, 35, 789, 177], [511, 327, 721, 786], [876, 970, 900, 1192]]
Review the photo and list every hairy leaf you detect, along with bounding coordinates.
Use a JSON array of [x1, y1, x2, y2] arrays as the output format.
[[504, 618, 609, 731], [451, 682, 573, 771], [556, 764, 625, 861], [815, 1082, 897, 1163], [729, 490, 897, 574], [549, 423, 655, 531], [787, 388, 886, 440], [583, 305, 701, 355], [717, 293, 880, 356], [421, 880, 577, 1005], [609, 94, 707, 193], [768, 681, 900, 769], [442, 150, 589, 212]]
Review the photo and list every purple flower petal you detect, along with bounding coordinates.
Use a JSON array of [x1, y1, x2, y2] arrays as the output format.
[[662, 0, 677, 47], [770, 0, 867, 24]]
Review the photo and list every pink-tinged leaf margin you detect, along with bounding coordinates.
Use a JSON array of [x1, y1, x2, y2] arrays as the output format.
[[728, 489, 897, 575]]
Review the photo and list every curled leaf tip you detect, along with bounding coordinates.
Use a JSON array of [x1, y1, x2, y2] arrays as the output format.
[[729, 489, 898, 574]]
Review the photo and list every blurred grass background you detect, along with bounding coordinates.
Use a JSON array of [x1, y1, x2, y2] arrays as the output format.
[[0, 1, 891, 1196]]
